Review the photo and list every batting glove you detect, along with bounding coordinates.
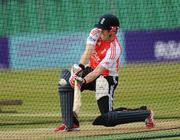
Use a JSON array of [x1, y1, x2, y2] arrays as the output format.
[[69, 64, 84, 88], [75, 76, 86, 89]]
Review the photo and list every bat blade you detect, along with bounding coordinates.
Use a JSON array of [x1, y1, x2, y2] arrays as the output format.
[[73, 80, 81, 115]]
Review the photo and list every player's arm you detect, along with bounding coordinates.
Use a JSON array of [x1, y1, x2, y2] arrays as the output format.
[[79, 44, 94, 65], [83, 43, 121, 84], [83, 64, 105, 84], [79, 28, 102, 66]]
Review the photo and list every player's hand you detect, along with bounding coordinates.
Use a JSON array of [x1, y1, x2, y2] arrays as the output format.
[[71, 64, 82, 74], [89, 28, 102, 41], [75, 76, 84, 89], [69, 64, 83, 88], [90, 28, 102, 36]]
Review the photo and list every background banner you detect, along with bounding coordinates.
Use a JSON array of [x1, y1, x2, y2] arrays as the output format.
[[9, 32, 125, 69], [125, 29, 180, 63], [9, 33, 86, 69], [0, 37, 9, 68]]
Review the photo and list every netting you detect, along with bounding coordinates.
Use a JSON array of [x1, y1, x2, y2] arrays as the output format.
[[0, 0, 180, 139]]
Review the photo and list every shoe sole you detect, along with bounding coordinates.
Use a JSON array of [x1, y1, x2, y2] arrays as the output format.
[[55, 127, 80, 132], [72, 127, 80, 131]]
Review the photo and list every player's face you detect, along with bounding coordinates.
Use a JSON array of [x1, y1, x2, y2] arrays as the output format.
[[101, 30, 109, 37], [101, 30, 115, 41]]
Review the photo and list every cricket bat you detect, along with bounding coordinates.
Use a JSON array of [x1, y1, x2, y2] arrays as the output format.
[[73, 79, 81, 116]]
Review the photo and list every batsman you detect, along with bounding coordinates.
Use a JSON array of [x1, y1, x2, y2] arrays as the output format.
[[54, 14, 155, 132]]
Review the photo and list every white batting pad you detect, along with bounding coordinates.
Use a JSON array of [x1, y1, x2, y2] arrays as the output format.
[[96, 76, 109, 100]]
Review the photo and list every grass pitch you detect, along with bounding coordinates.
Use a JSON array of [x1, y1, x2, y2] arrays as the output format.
[[0, 62, 180, 139]]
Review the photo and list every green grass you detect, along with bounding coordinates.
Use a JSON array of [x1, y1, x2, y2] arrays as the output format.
[[0, 62, 180, 139], [63, 129, 180, 140]]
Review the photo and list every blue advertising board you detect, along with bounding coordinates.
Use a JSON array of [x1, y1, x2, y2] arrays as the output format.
[[125, 29, 180, 63], [0, 37, 9, 68], [9, 33, 86, 69], [9, 32, 125, 69]]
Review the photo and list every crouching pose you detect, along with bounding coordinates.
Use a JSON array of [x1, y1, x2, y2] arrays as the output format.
[[54, 14, 154, 132]]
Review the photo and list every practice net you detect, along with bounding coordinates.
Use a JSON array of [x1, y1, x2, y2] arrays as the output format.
[[0, 0, 180, 139]]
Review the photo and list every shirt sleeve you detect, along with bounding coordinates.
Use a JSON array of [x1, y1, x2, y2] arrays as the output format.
[[100, 42, 121, 70], [86, 28, 101, 45]]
